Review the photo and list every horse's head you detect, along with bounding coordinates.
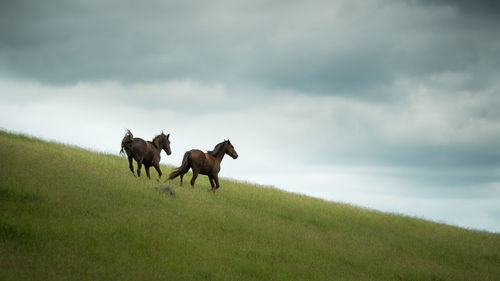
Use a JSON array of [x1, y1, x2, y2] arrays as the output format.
[[154, 132, 172, 155], [224, 140, 238, 159]]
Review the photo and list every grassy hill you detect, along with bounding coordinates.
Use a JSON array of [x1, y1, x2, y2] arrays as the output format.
[[1, 130, 499, 281]]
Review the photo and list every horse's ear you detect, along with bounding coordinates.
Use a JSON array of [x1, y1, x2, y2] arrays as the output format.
[[167, 134, 170, 138]]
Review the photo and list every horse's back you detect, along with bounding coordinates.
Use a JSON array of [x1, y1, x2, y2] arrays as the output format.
[[185, 149, 204, 167], [190, 150, 219, 175], [188, 149, 205, 161], [125, 138, 146, 157], [133, 137, 145, 143], [132, 138, 146, 147]]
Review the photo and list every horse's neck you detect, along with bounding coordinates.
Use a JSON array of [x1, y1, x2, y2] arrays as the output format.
[[208, 150, 225, 162], [216, 153, 225, 162], [147, 141, 159, 153]]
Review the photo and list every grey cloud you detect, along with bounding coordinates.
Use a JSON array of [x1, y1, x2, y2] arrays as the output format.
[[418, 0, 500, 17], [299, 88, 500, 170], [313, 139, 500, 169], [1, 0, 499, 97]]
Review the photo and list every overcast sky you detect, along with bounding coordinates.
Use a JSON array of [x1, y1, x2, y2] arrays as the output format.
[[1, 0, 500, 232]]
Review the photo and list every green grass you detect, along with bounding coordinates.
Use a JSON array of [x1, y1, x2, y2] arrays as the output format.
[[1, 130, 499, 280]]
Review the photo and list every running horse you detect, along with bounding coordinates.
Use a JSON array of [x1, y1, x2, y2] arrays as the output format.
[[120, 129, 172, 181], [168, 140, 238, 192]]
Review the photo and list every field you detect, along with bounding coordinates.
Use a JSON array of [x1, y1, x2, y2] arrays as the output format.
[[1, 130, 499, 280]]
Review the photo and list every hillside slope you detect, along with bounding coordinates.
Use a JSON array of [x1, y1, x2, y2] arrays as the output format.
[[1, 131, 499, 281]]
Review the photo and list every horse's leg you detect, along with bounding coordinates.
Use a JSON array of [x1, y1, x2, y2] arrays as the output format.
[[209, 176, 217, 193], [137, 160, 143, 177], [153, 163, 162, 182], [145, 165, 151, 180], [128, 156, 136, 176], [214, 174, 220, 189], [208, 176, 215, 189], [190, 169, 199, 188]]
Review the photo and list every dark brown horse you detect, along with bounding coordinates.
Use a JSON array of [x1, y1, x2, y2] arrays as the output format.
[[120, 129, 172, 181], [167, 140, 238, 192]]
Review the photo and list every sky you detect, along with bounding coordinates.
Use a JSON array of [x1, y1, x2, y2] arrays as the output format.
[[1, 0, 500, 232]]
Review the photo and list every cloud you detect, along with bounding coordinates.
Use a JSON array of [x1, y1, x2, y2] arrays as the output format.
[[3, 77, 499, 172], [419, 0, 500, 17], [323, 90, 500, 167], [1, 0, 499, 97]]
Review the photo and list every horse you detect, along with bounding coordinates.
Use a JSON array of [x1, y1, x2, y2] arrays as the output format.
[[167, 140, 238, 192], [120, 129, 172, 181]]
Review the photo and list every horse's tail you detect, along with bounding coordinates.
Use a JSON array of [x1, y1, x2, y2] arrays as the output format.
[[120, 129, 134, 156], [168, 151, 191, 180]]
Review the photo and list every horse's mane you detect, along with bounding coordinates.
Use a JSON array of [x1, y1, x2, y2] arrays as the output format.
[[152, 134, 161, 148], [207, 141, 226, 157]]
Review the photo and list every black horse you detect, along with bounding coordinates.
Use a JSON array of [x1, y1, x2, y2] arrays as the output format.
[[120, 129, 171, 181]]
